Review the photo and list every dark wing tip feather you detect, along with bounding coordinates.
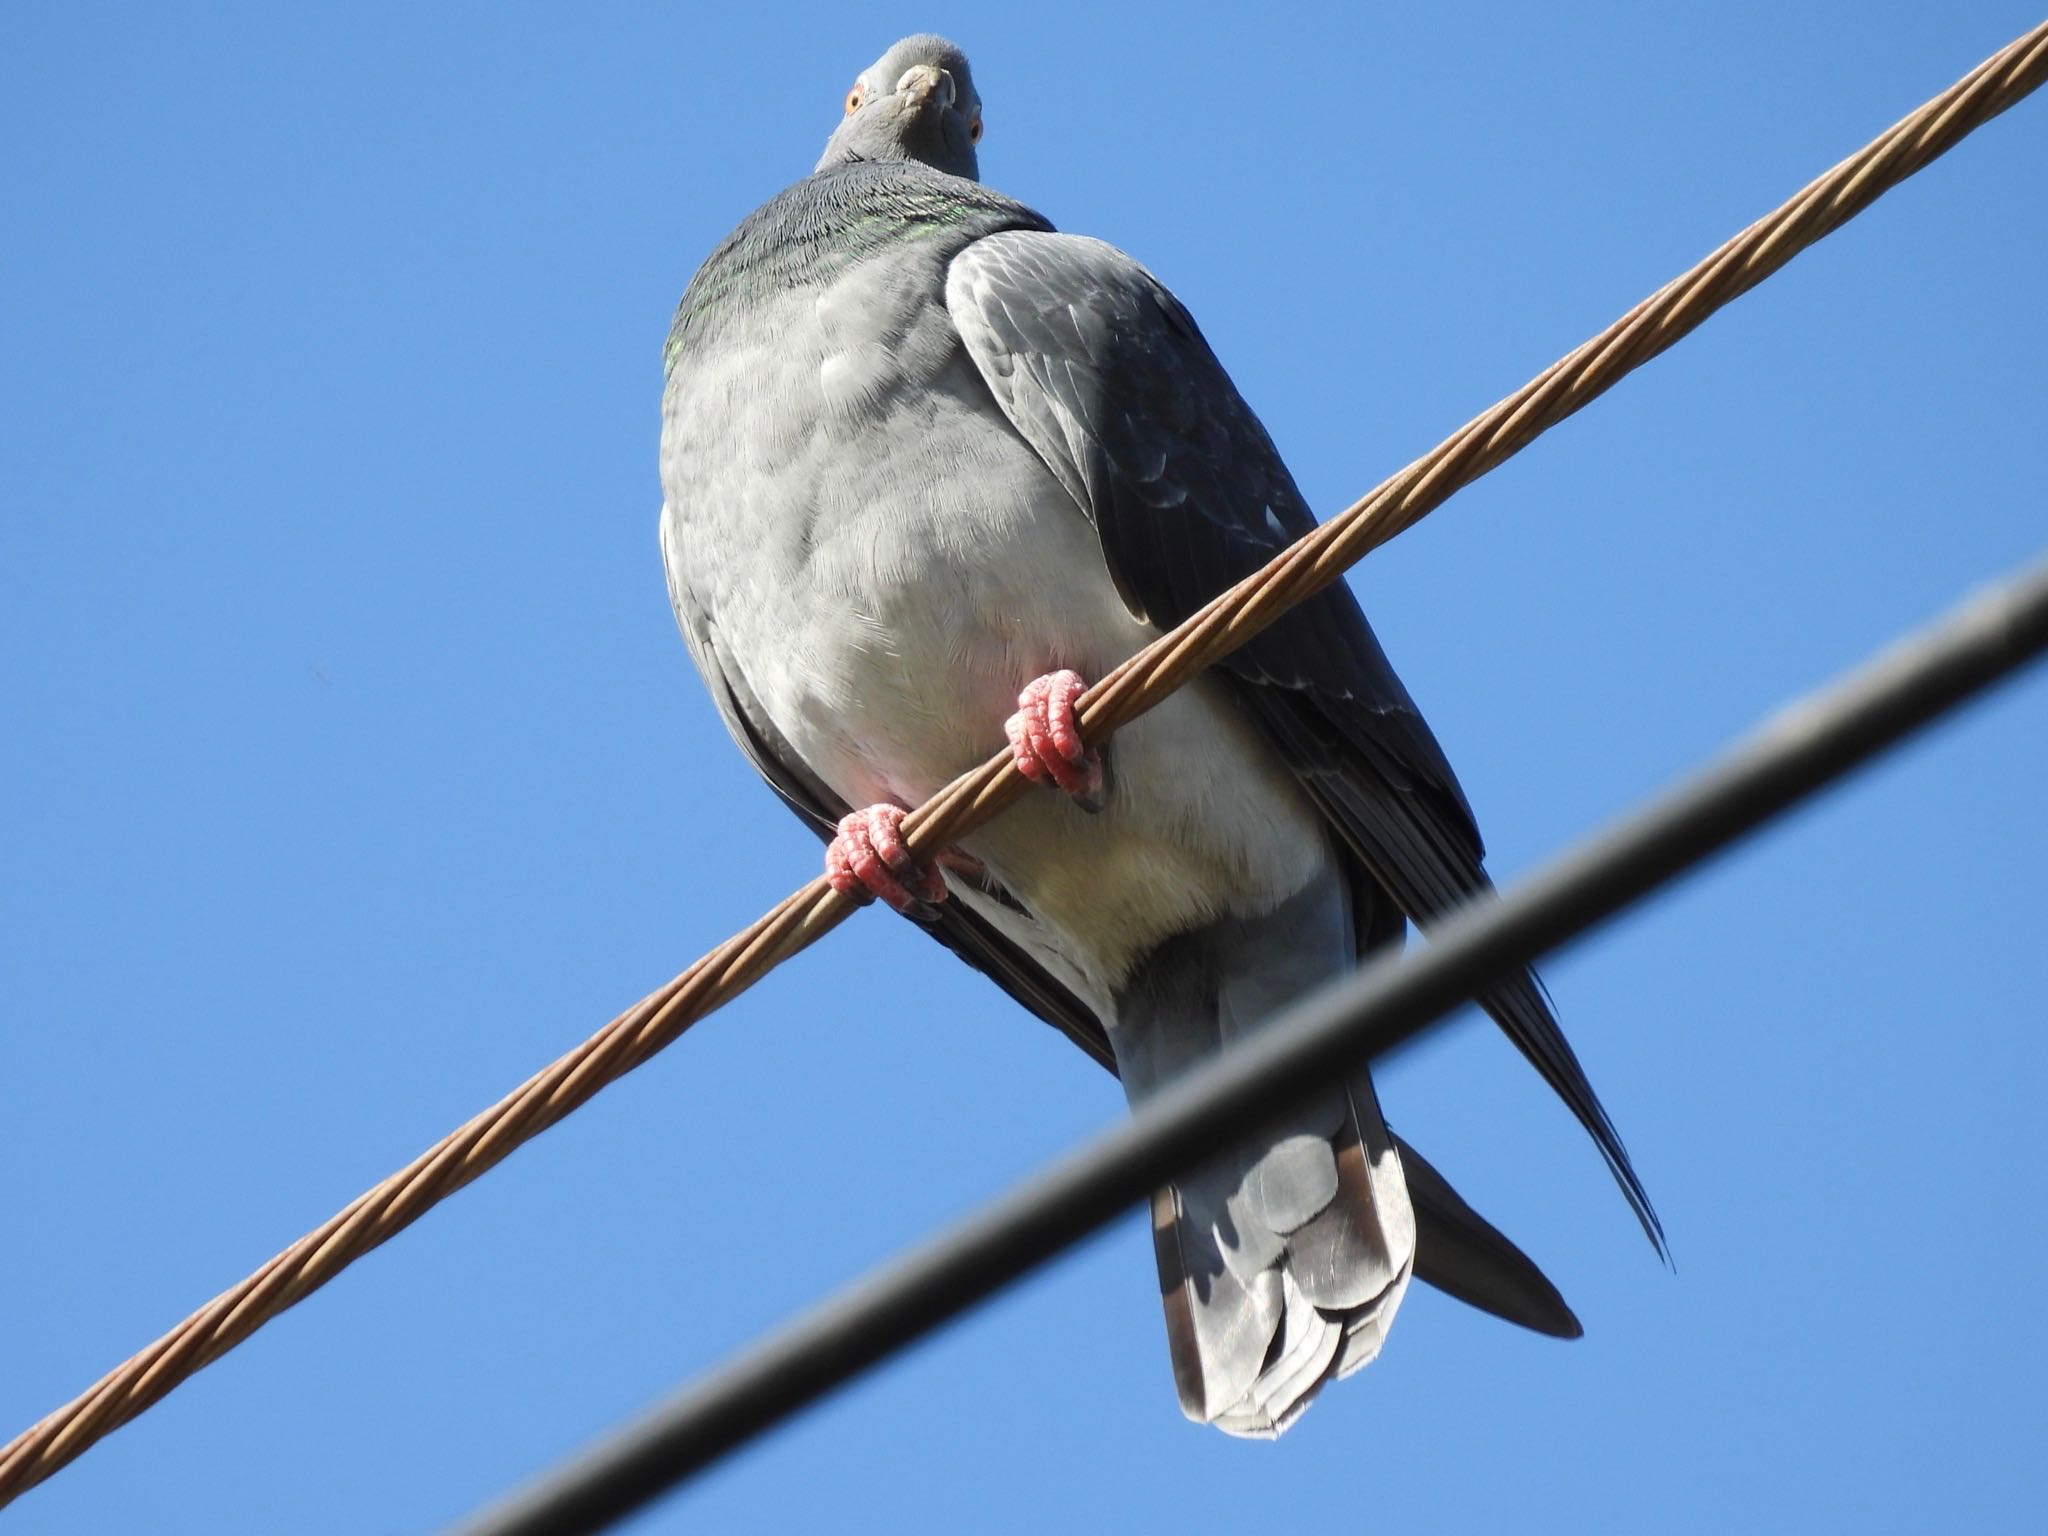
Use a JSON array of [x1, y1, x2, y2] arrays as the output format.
[[1396, 1133, 1584, 1339], [1485, 971, 1668, 1262], [1251, 687, 1666, 1259]]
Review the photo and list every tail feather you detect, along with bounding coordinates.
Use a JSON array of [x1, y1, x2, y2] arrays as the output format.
[[1150, 1186, 1282, 1420], [1286, 1087, 1412, 1311], [1211, 1274, 1344, 1438], [1147, 1072, 1415, 1434], [1117, 863, 1415, 1435], [1332, 1296, 1401, 1381]]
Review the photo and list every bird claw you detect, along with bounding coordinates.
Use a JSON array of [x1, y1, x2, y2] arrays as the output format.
[[825, 805, 948, 919], [1006, 669, 1105, 810]]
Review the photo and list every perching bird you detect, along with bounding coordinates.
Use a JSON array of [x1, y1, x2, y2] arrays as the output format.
[[660, 34, 1661, 1436]]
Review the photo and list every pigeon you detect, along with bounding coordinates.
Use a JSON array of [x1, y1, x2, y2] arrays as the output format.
[[659, 34, 1661, 1436]]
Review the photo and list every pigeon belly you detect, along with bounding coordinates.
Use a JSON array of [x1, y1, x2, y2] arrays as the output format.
[[661, 273, 1330, 1007]]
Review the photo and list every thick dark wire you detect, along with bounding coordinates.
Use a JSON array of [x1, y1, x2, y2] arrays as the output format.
[[455, 556, 2048, 1536]]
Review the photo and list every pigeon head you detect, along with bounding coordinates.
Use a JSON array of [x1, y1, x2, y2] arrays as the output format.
[[815, 35, 982, 181]]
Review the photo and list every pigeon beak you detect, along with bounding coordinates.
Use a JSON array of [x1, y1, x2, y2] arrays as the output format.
[[894, 63, 957, 114]]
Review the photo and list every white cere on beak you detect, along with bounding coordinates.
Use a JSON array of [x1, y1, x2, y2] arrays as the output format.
[[894, 63, 956, 110]]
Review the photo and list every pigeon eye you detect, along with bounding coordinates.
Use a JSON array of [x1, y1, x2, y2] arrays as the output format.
[[969, 116, 983, 142], [844, 84, 865, 116]]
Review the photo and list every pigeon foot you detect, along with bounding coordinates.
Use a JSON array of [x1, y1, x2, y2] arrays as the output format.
[[826, 805, 948, 919], [1005, 669, 1105, 810]]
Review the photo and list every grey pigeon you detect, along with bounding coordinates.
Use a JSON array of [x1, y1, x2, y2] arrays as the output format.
[[660, 34, 1661, 1436]]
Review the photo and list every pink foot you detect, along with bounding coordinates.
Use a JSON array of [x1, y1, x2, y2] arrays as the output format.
[[826, 805, 948, 917], [1005, 669, 1105, 810]]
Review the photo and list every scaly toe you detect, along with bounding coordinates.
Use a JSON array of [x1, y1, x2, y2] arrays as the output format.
[[825, 806, 947, 917], [1008, 669, 1104, 809]]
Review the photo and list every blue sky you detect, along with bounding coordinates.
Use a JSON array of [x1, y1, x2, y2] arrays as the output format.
[[4, 3, 2044, 1532]]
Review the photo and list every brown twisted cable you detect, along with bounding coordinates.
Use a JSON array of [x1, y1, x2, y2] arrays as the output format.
[[5, 18, 2043, 1510]]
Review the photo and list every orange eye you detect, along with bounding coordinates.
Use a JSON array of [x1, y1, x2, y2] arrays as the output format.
[[844, 84, 865, 116], [969, 116, 983, 142]]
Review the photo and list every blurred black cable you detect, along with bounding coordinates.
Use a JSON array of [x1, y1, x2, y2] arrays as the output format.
[[453, 555, 2048, 1536]]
